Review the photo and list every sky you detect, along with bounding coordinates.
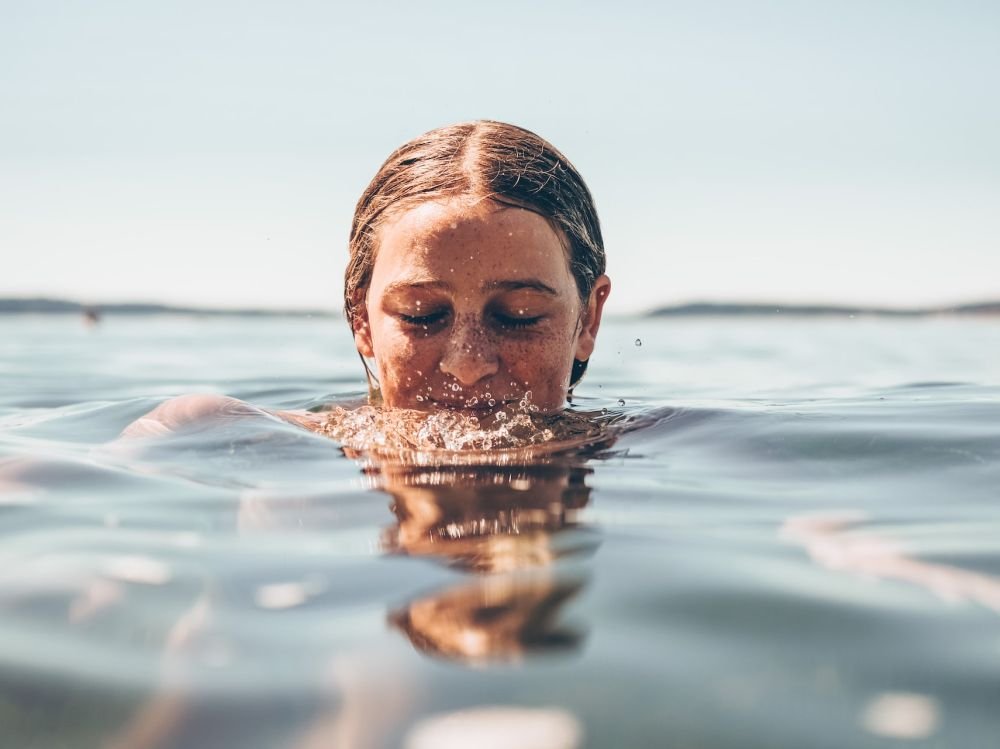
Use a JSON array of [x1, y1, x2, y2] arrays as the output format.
[[2, 0, 998, 314]]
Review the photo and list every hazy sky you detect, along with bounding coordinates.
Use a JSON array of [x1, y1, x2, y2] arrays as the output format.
[[3, 0, 998, 313]]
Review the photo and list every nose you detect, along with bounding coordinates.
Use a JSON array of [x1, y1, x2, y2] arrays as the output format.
[[439, 320, 499, 386]]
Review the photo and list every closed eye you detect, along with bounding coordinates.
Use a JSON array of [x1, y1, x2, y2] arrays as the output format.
[[493, 312, 543, 330], [399, 309, 449, 327]]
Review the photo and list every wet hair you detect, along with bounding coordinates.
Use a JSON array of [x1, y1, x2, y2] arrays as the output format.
[[345, 120, 606, 389]]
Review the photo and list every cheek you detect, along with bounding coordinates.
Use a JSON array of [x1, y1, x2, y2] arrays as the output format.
[[372, 329, 437, 390], [501, 329, 577, 402]]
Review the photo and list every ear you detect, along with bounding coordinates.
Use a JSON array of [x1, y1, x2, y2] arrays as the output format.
[[574, 274, 611, 362], [352, 298, 375, 358]]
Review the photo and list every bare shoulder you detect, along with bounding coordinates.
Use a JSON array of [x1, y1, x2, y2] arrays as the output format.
[[119, 393, 331, 441], [120, 394, 270, 439], [272, 409, 327, 432]]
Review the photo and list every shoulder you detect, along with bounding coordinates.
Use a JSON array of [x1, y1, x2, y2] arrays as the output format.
[[272, 409, 328, 432], [120, 394, 269, 439]]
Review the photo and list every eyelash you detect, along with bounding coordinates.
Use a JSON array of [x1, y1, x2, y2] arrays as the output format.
[[493, 313, 542, 330], [399, 310, 448, 326], [397, 310, 543, 330]]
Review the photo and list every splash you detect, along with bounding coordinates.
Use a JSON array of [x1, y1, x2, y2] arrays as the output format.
[[316, 394, 611, 460]]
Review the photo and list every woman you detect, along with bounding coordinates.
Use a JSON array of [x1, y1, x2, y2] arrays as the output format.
[[344, 119, 610, 415], [124, 120, 611, 441]]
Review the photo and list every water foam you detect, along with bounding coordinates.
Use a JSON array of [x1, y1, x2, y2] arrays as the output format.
[[316, 394, 610, 458]]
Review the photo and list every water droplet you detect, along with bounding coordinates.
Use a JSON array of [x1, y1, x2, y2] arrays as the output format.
[[634, 338, 642, 347], [617, 398, 626, 406], [488, 399, 496, 407], [415, 395, 424, 402], [601, 407, 608, 415]]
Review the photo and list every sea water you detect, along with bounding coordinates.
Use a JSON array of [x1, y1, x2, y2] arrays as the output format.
[[1, 313, 999, 748]]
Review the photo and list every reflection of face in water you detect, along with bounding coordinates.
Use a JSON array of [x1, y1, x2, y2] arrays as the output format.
[[390, 575, 586, 663], [372, 461, 598, 663]]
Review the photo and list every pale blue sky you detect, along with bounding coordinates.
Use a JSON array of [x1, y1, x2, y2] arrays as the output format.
[[2, 0, 998, 312]]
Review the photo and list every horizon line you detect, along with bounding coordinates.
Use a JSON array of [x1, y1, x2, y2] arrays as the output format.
[[2, 295, 999, 318]]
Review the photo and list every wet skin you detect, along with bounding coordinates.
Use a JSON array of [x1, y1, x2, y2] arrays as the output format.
[[353, 199, 611, 414]]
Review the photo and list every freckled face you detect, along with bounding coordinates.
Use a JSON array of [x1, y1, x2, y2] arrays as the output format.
[[354, 200, 606, 413]]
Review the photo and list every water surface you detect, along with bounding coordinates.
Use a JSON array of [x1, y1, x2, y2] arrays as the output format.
[[2, 314, 999, 748]]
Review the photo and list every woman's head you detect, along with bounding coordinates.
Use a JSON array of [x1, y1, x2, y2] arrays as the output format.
[[346, 121, 610, 413]]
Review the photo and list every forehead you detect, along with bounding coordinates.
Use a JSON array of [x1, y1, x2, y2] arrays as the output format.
[[371, 199, 573, 288]]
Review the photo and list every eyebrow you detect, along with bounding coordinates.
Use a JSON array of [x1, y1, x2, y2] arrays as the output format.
[[381, 279, 451, 297], [482, 279, 559, 295], [382, 278, 559, 296]]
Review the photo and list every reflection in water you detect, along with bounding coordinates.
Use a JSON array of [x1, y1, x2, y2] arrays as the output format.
[[390, 575, 586, 663], [371, 460, 599, 663], [404, 706, 584, 749], [0, 409, 612, 748], [377, 463, 594, 571], [782, 512, 1000, 614]]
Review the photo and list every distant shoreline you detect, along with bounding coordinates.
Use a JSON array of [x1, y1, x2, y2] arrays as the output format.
[[646, 301, 1000, 318], [0, 298, 335, 318], [2, 297, 998, 319]]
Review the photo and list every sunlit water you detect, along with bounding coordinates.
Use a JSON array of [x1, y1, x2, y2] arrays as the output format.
[[2, 314, 999, 748]]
